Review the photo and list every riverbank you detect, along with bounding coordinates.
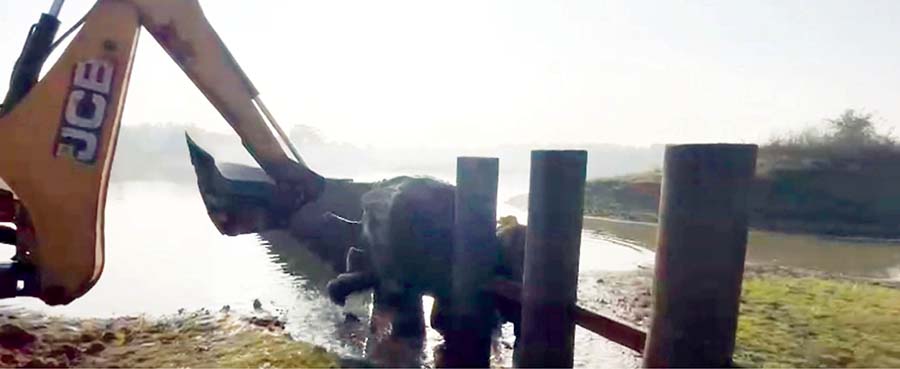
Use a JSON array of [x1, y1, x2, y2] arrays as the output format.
[[0, 306, 357, 368], [570, 160, 900, 239], [580, 264, 900, 368]]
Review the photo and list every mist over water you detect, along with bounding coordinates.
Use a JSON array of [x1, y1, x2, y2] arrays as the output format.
[[111, 123, 663, 186]]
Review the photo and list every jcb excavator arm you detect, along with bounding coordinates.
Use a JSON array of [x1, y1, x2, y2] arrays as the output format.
[[133, 0, 323, 199], [0, 0, 324, 305]]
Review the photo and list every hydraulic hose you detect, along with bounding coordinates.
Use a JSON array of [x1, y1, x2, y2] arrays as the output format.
[[0, 13, 61, 115]]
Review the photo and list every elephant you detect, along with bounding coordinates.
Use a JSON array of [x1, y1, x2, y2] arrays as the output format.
[[324, 176, 527, 343]]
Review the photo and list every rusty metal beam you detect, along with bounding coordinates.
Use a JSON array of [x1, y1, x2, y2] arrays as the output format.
[[491, 279, 646, 354]]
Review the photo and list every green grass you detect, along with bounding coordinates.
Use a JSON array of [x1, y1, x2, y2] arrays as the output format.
[[735, 278, 900, 368]]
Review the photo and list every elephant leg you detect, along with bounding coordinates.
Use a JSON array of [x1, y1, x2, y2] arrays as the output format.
[[373, 282, 426, 339], [429, 296, 451, 335], [389, 289, 426, 339], [326, 271, 376, 306], [496, 300, 523, 367]]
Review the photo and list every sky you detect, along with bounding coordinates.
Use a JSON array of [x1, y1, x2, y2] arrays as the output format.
[[3, 0, 900, 149]]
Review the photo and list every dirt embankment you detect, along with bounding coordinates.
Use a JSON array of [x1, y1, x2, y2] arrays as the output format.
[[0, 305, 355, 368]]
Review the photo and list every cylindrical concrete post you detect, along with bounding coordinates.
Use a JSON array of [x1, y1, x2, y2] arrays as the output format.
[[518, 150, 587, 368], [643, 144, 758, 368], [444, 157, 499, 368]]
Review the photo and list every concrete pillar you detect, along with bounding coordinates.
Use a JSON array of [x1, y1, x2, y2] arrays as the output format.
[[518, 150, 587, 368], [643, 144, 757, 368], [444, 157, 499, 367]]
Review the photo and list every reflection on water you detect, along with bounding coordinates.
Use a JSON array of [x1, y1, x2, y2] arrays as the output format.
[[0, 182, 363, 356]]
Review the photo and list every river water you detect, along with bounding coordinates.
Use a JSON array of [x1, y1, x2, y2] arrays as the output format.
[[583, 217, 900, 280], [1, 180, 898, 367]]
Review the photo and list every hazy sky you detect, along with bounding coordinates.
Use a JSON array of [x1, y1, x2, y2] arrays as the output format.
[[3, 1, 899, 149]]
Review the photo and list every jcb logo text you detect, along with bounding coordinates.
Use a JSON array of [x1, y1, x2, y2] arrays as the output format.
[[55, 59, 114, 164]]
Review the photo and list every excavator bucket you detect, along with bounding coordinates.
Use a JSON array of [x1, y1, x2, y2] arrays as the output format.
[[185, 134, 292, 236]]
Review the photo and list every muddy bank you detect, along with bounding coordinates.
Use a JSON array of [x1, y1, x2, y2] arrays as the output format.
[[580, 264, 900, 330], [581, 264, 900, 368], [0, 306, 359, 368]]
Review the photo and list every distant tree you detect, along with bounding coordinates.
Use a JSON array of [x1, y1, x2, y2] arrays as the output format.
[[769, 125, 827, 148], [768, 109, 894, 149], [826, 109, 892, 147]]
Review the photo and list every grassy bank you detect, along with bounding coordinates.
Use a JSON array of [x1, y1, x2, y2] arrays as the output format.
[[0, 309, 344, 368], [583, 265, 900, 368], [735, 277, 900, 368]]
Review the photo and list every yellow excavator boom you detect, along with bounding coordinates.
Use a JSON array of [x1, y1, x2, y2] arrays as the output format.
[[0, 0, 323, 305]]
